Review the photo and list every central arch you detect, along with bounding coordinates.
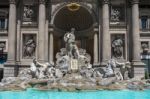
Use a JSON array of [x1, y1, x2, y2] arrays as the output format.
[[54, 5, 94, 32], [50, 3, 97, 62]]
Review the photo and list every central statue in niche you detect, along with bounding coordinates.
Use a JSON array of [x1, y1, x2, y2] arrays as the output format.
[[56, 28, 91, 71]]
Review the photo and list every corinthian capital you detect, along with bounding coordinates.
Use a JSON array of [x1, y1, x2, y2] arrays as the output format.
[[131, 0, 139, 4], [39, 0, 45, 4], [102, 0, 110, 4], [9, 0, 16, 4]]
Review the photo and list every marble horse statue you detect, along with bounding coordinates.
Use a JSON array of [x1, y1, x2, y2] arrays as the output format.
[[104, 59, 123, 80]]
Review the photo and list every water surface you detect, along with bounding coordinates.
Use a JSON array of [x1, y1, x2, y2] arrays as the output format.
[[0, 89, 150, 99]]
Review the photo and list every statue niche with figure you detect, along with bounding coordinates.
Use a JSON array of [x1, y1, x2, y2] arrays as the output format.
[[112, 35, 124, 59], [23, 36, 36, 58], [56, 28, 92, 71]]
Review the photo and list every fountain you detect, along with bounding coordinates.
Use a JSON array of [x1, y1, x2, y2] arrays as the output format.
[[0, 29, 150, 92]]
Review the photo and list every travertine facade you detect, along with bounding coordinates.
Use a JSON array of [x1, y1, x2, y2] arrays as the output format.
[[0, 0, 150, 78]]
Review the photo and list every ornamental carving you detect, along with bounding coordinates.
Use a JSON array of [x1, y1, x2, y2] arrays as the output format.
[[111, 8, 120, 21], [67, 3, 81, 12], [23, 6, 34, 21]]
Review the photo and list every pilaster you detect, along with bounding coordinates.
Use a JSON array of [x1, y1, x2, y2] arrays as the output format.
[[131, 0, 145, 77], [38, 0, 46, 62], [6, 0, 16, 64], [101, 0, 111, 65]]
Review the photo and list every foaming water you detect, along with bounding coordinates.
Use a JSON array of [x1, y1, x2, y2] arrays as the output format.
[[0, 89, 150, 99]]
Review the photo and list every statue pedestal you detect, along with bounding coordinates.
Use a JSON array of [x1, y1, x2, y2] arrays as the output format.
[[132, 60, 145, 78]]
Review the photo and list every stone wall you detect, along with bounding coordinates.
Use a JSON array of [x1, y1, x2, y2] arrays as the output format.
[[133, 67, 145, 77], [3, 66, 15, 78]]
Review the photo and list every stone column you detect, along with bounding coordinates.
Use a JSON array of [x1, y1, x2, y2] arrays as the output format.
[[14, 20, 21, 77], [7, 0, 16, 63], [49, 30, 54, 62], [131, 0, 141, 61], [4, 0, 16, 77], [93, 30, 98, 64], [38, 0, 46, 62], [16, 20, 21, 62], [102, 0, 111, 65], [45, 20, 49, 62], [131, 0, 145, 77]]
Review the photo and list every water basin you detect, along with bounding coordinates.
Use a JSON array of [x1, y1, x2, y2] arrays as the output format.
[[0, 89, 150, 99]]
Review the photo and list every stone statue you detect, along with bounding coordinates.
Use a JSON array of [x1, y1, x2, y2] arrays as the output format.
[[35, 60, 54, 79], [23, 38, 36, 58], [111, 8, 120, 21], [141, 42, 149, 54], [18, 58, 37, 79], [104, 59, 116, 77], [115, 61, 131, 80], [104, 59, 124, 80], [30, 58, 38, 78], [19, 58, 57, 79], [56, 55, 70, 73], [64, 28, 80, 59], [112, 36, 123, 58], [23, 6, 34, 21], [56, 28, 92, 71]]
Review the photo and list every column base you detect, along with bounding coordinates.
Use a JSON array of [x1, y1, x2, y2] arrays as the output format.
[[100, 61, 108, 67], [4, 61, 16, 78], [4, 60, 21, 77], [132, 60, 145, 78], [4, 60, 16, 66], [93, 62, 100, 67]]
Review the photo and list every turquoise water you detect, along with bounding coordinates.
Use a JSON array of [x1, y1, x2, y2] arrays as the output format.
[[0, 89, 150, 99]]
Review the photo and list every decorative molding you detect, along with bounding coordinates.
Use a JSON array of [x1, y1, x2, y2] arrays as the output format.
[[23, 6, 34, 22], [39, 0, 45, 4], [111, 7, 121, 22], [67, 3, 81, 12], [102, 0, 110, 4], [9, 0, 16, 4]]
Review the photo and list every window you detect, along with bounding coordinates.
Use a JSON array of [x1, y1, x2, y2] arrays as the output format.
[[140, 16, 150, 30], [0, 9, 8, 30], [0, 18, 5, 29], [0, 41, 7, 64], [141, 16, 148, 29]]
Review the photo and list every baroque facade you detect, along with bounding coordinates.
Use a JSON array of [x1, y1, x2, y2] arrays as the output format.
[[0, 0, 150, 78]]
